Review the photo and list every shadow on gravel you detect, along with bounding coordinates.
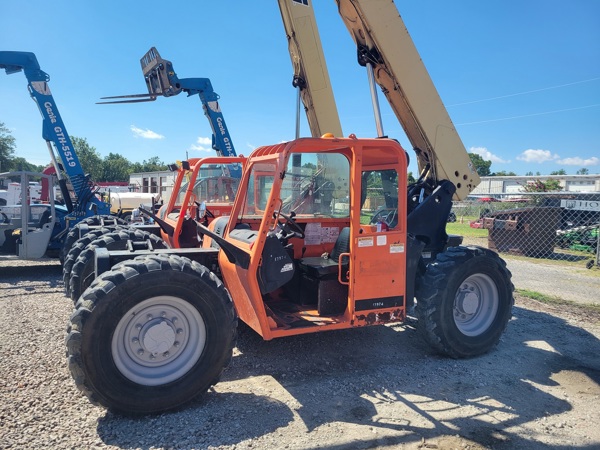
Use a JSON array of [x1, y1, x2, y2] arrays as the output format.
[[97, 393, 294, 449], [95, 306, 600, 450], [0, 262, 62, 289]]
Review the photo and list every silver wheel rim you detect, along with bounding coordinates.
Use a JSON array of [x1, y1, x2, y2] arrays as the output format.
[[453, 273, 499, 337], [112, 295, 206, 386]]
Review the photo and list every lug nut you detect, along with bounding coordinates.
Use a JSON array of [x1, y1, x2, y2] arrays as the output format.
[[137, 349, 144, 356]]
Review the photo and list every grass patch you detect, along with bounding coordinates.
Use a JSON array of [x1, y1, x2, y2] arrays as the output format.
[[516, 289, 562, 304], [516, 288, 600, 314], [446, 218, 488, 238], [501, 253, 600, 277]]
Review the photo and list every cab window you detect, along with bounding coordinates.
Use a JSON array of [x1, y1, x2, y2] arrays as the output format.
[[281, 152, 350, 217], [361, 169, 399, 228]]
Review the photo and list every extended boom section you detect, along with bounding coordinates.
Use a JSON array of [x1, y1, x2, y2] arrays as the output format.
[[336, 0, 479, 200], [278, 0, 343, 138]]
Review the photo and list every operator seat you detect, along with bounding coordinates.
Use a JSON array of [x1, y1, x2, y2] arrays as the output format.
[[297, 227, 350, 316], [298, 227, 350, 278]]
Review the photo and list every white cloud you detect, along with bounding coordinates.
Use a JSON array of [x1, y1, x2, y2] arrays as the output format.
[[557, 156, 599, 166], [130, 125, 165, 140], [516, 149, 559, 163], [190, 136, 213, 152], [469, 146, 509, 163]]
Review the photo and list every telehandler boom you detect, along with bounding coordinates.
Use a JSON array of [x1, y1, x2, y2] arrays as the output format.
[[99, 47, 241, 178], [0, 51, 114, 259]]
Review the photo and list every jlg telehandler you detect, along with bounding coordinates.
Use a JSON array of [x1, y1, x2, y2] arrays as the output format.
[[66, 0, 513, 415]]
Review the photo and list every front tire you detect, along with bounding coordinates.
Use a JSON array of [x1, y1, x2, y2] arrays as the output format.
[[415, 246, 514, 358], [66, 254, 237, 415]]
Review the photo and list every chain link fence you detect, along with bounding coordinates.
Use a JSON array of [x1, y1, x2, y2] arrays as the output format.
[[451, 193, 600, 266]]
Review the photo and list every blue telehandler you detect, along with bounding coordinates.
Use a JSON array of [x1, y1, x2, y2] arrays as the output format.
[[0, 51, 117, 260]]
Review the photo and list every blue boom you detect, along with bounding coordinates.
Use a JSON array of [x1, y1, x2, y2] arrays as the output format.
[[99, 47, 241, 178], [0, 51, 110, 219]]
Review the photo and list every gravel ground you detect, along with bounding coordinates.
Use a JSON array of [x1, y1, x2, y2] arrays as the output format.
[[1, 258, 599, 450], [463, 236, 600, 306]]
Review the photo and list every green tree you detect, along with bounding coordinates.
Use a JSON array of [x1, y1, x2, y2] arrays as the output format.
[[0, 121, 16, 172], [468, 153, 492, 176], [130, 156, 169, 174], [550, 168, 566, 175], [491, 170, 517, 176], [10, 157, 43, 173], [407, 171, 416, 184], [576, 168, 589, 175], [522, 178, 562, 192], [141, 156, 168, 172], [102, 153, 131, 182], [71, 136, 103, 181], [525, 171, 533, 176]]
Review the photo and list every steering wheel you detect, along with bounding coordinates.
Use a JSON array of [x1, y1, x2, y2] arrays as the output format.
[[274, 210, 305, 240], [370, 208, 398, 229]]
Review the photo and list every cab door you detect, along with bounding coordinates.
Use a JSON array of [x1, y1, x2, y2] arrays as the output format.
[[218, 153, 285, 338], [350, 165, 408, 325]]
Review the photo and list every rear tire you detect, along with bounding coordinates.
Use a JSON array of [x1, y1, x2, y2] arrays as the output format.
[[69, 229, 167, 301], [66, 254, 237, 415], [62, 227, 119, 296], [59, 215, 126, 265], [415, 246, 514, 358]]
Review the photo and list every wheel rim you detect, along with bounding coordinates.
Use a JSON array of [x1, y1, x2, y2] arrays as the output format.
[[453, 273, 499, 337], [112, 295, 206, 386]]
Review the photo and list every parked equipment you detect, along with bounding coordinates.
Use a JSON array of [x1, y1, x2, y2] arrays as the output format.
[[66, 0, 513, 415], [0, 51, 114, 259], [61, 156, 245, 301]]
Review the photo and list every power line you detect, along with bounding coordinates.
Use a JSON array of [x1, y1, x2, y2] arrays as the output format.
[[448, 77, 600, 107], [456, 104, 600, 126]]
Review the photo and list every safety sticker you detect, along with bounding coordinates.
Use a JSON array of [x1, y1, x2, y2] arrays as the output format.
[[377, 235, 387, 246], [390, 243, 405, 253], [304, 223, 340, 245], [358, 237, 374, 247]]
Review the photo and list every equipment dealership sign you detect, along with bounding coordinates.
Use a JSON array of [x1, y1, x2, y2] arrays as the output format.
[[561, 199, 600, 212]]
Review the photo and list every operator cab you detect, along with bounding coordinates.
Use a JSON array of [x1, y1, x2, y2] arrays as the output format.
[[220, 137, 410, 339]]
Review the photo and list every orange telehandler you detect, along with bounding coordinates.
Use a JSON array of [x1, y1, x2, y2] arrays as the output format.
[[66, 0, 513, 415]]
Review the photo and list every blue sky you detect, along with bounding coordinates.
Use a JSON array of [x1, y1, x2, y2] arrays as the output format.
[[1, 0, 599, 176]]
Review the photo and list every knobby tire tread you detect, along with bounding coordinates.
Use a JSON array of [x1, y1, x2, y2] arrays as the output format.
[[68, 229, 167, 301], [66, 253, 237, 414], [415, 245, 514, 358]]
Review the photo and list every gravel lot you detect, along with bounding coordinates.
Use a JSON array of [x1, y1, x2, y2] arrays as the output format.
[[1, 258, 599, 450], [463, 236, 600, 307]]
